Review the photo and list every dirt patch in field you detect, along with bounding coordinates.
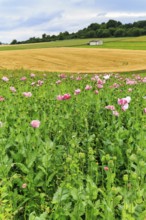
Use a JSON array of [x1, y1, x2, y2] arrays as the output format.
[[0, 47, 146, 73]]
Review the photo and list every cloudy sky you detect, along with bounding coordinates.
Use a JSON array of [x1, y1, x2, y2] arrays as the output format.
[[0, 0, 146, 43]]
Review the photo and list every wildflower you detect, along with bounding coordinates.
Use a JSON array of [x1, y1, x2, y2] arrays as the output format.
[[59, 74, 66, 78], [91, 77, 96, 81], [85, 85, 92, 90], [37, 80, 44, 86], [142, 77, 146, 83], [22, 183, 27, 189], [110, 83, 120, 88], [20, 77, 27, 81], [97, 84, 103, 89], [0, 96, 5, 101], [122, 103, 129, 111], [23, 92, 32, 97], [113, 111, 119, 116], [57, 95, 64, 100], [118, 96, 131, 111], [2, 76, 9, 82], [94, 90, 99, 94], [76, 76, 82, 81], [128, 88, 132, 92], [118, 96, 131, 106], [144, 108, 146, 114], [63, 94, 71, 100], [126, 79, 137, 85], [74, 89, 81, 95], [30, 73, 35, 78], [56, 80, 61, 84], [103, 74, 110, 80], [31, 82, 36, 86], [10, 86, 16, 92], [57, 94, 71, 100], [105, 105, 115, 111], [30, 120, 40, 128], [104, 166, 109, 171]]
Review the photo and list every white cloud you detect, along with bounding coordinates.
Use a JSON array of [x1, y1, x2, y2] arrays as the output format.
[[0, 0, 146, 43], [106, 12, 146, 18]]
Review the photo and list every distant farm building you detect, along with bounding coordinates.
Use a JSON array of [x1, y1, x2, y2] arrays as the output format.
[[88, 40, 103, 46]]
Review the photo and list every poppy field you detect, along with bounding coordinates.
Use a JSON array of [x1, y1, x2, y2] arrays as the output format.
[[0, 70, 146, 220]]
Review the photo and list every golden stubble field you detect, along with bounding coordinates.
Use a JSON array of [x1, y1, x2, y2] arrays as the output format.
[[0, 47, 146, 72]]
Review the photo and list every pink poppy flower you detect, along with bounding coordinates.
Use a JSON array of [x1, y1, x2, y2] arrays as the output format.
[[2, 76, 9, 82], [135, 75, 141, 80], [30, 120, 40, 128], [76, 76, 82, 81], [118, 96, 131, 106], [104, 166, 109, 171], [10, 86, 16, 92], [59, 74, 66, 79], [94, 75, 99, 80], [30, 73, 35, 78], [23, 92, 32, 97], [91, 77, 96, 81], [20, 77, 27, 81], [144, 108, 146, 114], [31, 82, 36, 86], [22, 183, 27, 189], [0, 96, 5, 101], [105, 105, 115, 111], [94, 90, 99, 94], [103, 75, 110, 80], [113, 111, 119, 116], [74, 89, 81, 95], [56, 80, 61, 84], [57, 94, 71, 100], [122, 103, 129, 111], [118, 96, 131, 111], [63, 94, 71, 100], [97, 84, 103, 89], [124, 96, 131, 103], [37, 80, 44, 86], [128, 88, 132, 92], [142, 77, 146, 83], [57, 95, 64, 100], [110, 83, 120, 88], [126, 79, 137, 85], [85, 85, 92, 90]]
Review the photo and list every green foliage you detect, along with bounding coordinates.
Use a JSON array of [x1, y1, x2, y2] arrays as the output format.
[[0, 69, 146, 219], [9, 19, 146, 45]]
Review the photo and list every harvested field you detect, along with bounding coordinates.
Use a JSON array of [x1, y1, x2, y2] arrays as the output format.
[[0, 47, 146, 72]]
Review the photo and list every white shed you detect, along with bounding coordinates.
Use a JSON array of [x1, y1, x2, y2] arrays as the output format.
[[89, 40, 103, 46]]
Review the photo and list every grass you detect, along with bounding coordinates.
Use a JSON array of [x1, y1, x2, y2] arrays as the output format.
[[0, 69, 146, 219], [0, 39, 97, 51], [81, 41, 146, 50], [1, 36, 146, 51]]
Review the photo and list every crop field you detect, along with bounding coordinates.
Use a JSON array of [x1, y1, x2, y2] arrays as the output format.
[[1, 48, 146, 73], [0, 69, 146, 219]]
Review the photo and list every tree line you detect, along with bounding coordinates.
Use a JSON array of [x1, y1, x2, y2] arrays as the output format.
[[11, 19, 146, 44]]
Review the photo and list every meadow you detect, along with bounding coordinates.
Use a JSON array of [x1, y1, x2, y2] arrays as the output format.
[[0, 69, 146, 219], [1, 36, 146, 51]]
